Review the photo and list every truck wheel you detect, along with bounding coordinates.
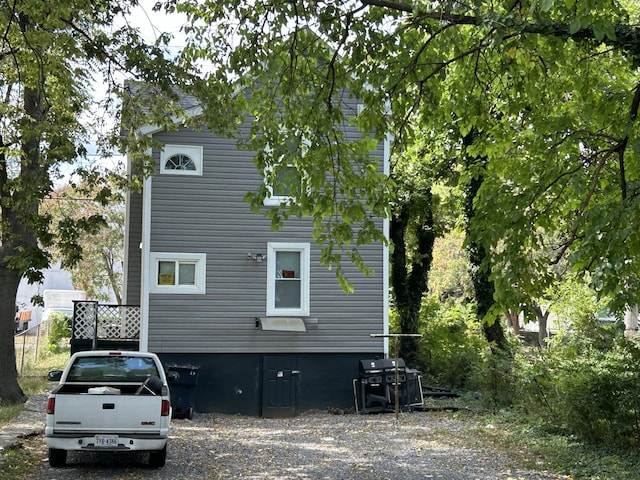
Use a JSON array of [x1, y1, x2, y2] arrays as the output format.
[[149, 445, 167, 468], [48, 448, 67, 467]]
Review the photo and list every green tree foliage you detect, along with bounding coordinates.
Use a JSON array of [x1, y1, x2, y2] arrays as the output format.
[[429, 230, 473, 305], [175, 0, 640, 313], [46, 311, 72, 354], [390, 178, 436, 364], [42, 183, 125, 303], [171, 1, 640, 368], [0, 0, 198, 405]]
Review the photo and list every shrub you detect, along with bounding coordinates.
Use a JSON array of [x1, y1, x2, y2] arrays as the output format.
[[47, 311, 72, 354], [513, 324, 640, 449], [416, 297, 488, 389]]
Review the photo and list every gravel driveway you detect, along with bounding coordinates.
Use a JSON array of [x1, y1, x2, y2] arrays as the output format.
[[30, 411, 567, 480]]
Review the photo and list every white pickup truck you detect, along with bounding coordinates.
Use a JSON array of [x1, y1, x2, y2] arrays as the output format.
[[45, 350, 171, 468]]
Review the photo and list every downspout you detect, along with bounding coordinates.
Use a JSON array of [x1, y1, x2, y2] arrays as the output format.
[[140, 149, 153, 352], [122, 159, 133, 305], [383, 130, 391, 358]]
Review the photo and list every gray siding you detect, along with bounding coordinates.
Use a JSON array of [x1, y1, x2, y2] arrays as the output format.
[[140, 111, 385, 354], [124, 191, 143, 305]]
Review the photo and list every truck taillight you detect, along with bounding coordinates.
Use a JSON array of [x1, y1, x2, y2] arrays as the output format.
[[46, 397, 55, 415], [161, 399, 170, 417]]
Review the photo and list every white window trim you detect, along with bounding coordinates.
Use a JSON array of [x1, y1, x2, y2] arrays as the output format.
[[160, 144, 203, 176], [262, 136, 310, 206], [263, 163, 296, 206], [149, 252, 206, 294], [266, 242, 310, 316]]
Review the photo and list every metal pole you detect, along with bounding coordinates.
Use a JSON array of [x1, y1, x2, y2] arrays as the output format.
[[20, 332, 26, 376], [92, 301, 99, 351], [34, 323, 40, 363], [394, 338, 399, 421]]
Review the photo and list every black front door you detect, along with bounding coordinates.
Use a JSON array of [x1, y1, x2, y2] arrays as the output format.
[[262, 355, 299, 418]]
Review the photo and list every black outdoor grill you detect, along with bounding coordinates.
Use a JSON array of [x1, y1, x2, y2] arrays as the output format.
[[355, 358, 424, 413]]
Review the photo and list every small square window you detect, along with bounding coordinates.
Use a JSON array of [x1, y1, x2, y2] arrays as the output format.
[[150, 253, 206, 294], [178, 263, 196, 285], [158, 261, 176, 285], [273, 165, 300, 197]]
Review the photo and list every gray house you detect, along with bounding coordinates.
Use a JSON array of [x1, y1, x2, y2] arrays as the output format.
[[123, 93, 389, 417]]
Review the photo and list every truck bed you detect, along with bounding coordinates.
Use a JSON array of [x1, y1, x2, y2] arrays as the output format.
[[51, 390, 165, 434]]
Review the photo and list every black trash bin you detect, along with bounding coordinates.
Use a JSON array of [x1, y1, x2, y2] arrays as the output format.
[[166, 364, 199, 419]]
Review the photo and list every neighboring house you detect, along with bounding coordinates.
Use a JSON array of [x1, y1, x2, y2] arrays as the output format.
[[124, 90, 389, 417], [15, 262, 77, 330], [41, 289, 87, 324]]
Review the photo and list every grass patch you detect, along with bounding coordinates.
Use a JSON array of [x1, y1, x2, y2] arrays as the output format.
[[0, 405, 23, 429], [460, 410, 640, 480], [0, 348, 69, 430], [0, 347, 69, 478], [0, 435, 46, 480], [18, 348, 70, 396]]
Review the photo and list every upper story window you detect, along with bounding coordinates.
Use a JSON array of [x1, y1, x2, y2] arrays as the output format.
[[266, 242, 310, 316], [160, 145, 203, 176], [262, 134, 309, 206], [264, 164, 301, 206], [149, 252, 206, 294]]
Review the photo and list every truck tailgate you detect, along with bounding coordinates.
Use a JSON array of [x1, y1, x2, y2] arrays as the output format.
[[52, 393, 164, 434]]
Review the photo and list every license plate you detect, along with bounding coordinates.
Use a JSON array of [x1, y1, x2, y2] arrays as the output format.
[[95, 435, 119, 447]]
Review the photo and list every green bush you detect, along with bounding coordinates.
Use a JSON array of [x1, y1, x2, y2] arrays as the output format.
[[416, 297, 488, 389], [47, 311, 72, 354], [513, 324, 640, 449]]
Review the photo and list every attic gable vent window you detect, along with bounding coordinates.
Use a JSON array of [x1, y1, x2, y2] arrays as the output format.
[[160, 145, 203, 176], [165, 154, 195, 171]]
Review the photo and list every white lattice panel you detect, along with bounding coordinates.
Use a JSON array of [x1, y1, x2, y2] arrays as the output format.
[[73, 302, 140, 340], [72, 302, 98, 339]]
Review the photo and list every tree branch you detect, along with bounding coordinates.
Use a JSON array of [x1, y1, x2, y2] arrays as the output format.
[[59, 17, 127, 71], [615, 81, 640, 200], [552, 151, 611, 264], [361, 0, 640, 55]]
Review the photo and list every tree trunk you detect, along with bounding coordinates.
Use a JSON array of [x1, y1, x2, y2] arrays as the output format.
[[624, 305, 639, 335], [0, 81, 45, 405], [533, 303, 550, 347], [103, 251, 122, 305], [463, 131, 507, 352], [506, 309, 520, 335], [0, 268, 26, 405], [390, 189, 435, 367]]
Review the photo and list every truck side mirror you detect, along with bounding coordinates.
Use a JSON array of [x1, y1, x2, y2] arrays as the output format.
[[47, 370, 63, 382]]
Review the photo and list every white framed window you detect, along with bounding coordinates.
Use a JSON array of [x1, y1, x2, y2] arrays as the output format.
[[160, 145, 203, 176], [266, 242, 310, 316], [263, 164, 301, 206], [262, 135, 309, 206], [149, 252, 206, 294]]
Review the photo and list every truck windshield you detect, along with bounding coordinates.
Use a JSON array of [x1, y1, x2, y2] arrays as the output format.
[[67, 356, 160, 383]]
